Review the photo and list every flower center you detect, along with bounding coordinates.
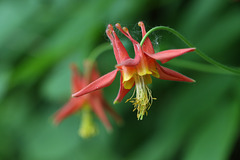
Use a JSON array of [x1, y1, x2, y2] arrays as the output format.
[[78, 105, 97, 138], [126, 74, 156, 120]]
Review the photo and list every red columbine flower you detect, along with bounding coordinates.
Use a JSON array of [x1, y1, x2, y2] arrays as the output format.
[[54, 62, 122, 138], [72, 22, 195, 120]]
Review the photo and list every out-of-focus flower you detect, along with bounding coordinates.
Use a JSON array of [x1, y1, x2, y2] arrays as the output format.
[[72, 22, 195, 120], [54, 62, 122, 138]]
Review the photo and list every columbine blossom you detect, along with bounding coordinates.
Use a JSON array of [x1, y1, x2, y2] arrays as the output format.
[[54, 62, 122, 138], [72, 22, 195, 120]]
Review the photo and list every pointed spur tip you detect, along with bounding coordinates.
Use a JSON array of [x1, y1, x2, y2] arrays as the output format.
[[70, 64, 78, 75], [106, 28, 111, 35], [122, 27, 129, 33], [189, 48, 196, 51], [72, 92, 83, 97], [115, 23, 121, 29], [52, 118, 60, 126], [138, 21, 144, 26], [182, 76, 196, 83], [107, 24, 113, 30], [186, 78, 196, 83], [106, 126, 113, 133], [72, 93, 78, 97], [70, 63, 77, 70], [113, 100, 119, 104]]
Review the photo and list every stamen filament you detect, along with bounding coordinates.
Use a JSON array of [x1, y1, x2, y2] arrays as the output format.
[[126, 74, 156, 120], [79, 105, 97, 138]]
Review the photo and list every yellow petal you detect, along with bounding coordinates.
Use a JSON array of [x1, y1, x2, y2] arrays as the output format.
[[137, 56, 152, 76], [151, 68, 160, 78], [122, 67, 135, 82], [123, 77, 135, 89], [137, 66, 152, 76], [144, 74, 152, 84]]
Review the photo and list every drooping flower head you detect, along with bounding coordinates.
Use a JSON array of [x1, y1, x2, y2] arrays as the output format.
[[73, 22, 195, 120], [54, 62, 122, 138]]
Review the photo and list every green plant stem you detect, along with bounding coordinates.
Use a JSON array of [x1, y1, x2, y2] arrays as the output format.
[[84, 43, 112, 80], [140, 26, 240, 75], [88, 43, 112, 63]]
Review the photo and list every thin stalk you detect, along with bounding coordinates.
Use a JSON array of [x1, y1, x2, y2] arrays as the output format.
[[88, 43, 112, 63]]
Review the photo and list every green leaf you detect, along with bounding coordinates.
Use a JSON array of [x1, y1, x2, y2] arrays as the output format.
[[183, 99, 240, 160], [127, 75, 234, 160]]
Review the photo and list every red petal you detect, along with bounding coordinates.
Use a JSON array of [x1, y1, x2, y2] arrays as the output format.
[[115, 23, 142, 67], [145, 48, 196, 64], [113, 76, 132, 104], [106, 25, 130, 63], [88, 63, 106, 98], [89, 97, 112, 131], [72, 69, 118, 97], [90, 63, 101, 81], [115, 55, 140, 68], [71, 64, 85, 93], [156, 63, 195, 82], [138, 21, 155, 54], [54, 98, 85, 125], [115, 23, 138, 44]]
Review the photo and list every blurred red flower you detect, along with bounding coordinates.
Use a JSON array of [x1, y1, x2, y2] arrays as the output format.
[[54, 62, 122, 138]]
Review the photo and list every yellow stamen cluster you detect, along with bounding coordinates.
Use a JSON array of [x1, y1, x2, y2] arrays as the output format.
[[78, 105, 97, 138], [126, 75, 156, 120]]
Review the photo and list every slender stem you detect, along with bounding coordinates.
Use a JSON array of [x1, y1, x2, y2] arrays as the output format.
[[85, 43, 112, 81], [88, 43, 112, 63], [140, 26, 240, 75]]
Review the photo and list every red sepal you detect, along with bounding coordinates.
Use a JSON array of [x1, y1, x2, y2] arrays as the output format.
[[113, 76, 132, 104], [72, 69, 119, 97], [156, 63, 195, 82], [145, 48, 195, 64]]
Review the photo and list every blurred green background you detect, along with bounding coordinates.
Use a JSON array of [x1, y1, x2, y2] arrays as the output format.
[[0, 0, 239, 160]]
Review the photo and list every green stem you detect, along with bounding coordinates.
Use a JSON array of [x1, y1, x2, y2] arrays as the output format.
[[88, 43, 112, 63], [84, 43, 112, 81], [140, 26, 240, 75]]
